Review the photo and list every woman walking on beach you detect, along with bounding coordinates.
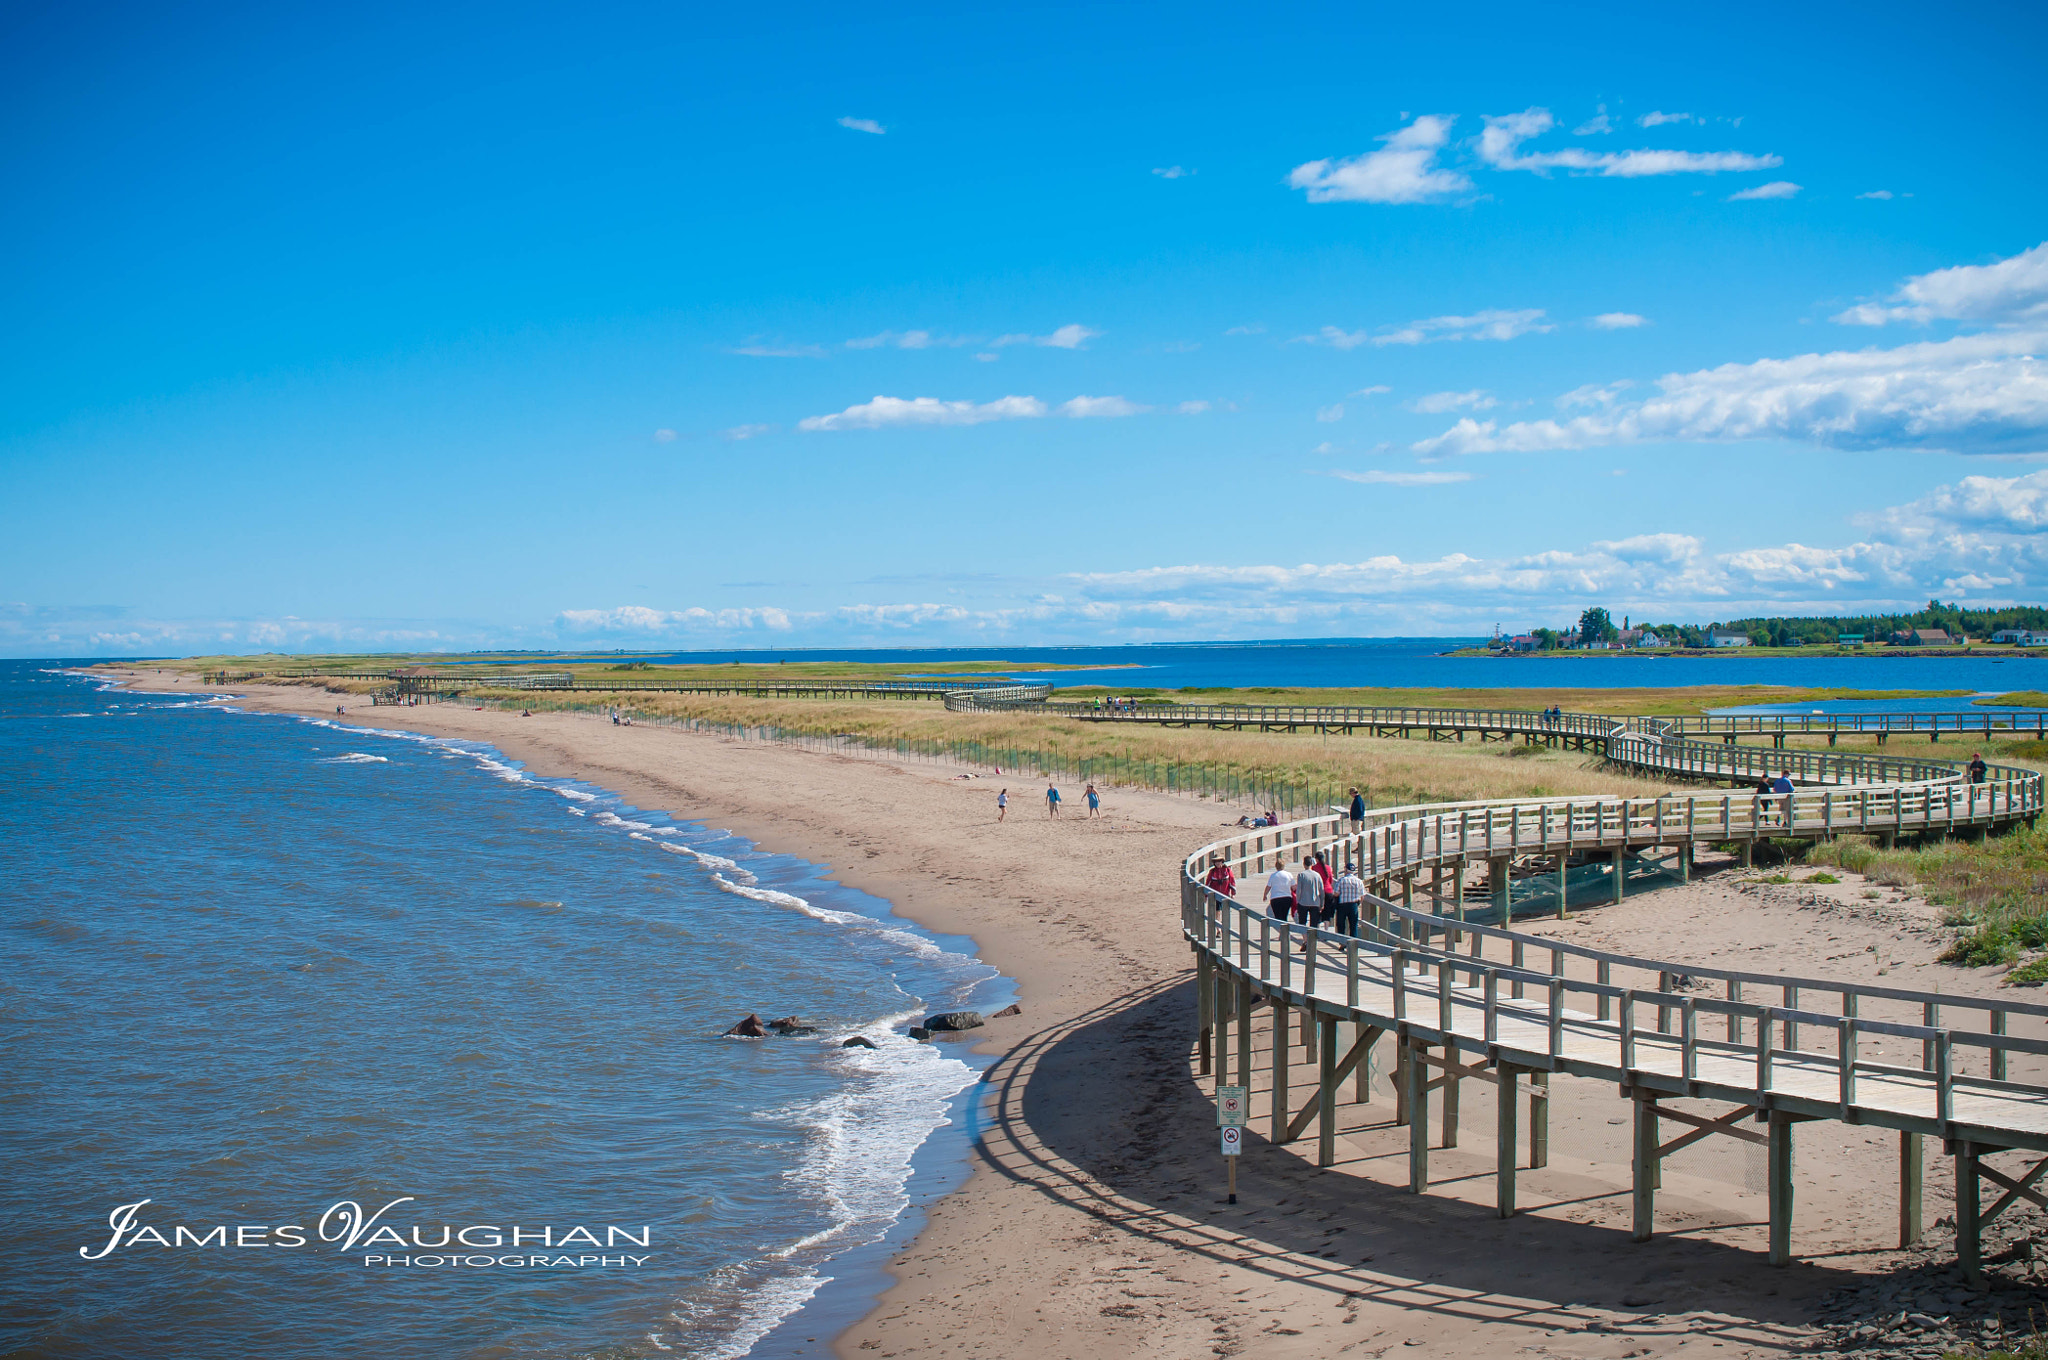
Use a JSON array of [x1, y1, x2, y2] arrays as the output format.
[[996, 788, 1008, 822]]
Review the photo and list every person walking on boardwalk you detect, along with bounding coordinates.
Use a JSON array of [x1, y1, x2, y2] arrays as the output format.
[[1334, 862, 1364, 937], [1770, 770, 1795, 827], [996, 788, 1009, 822], [1085, 783, 1101, 817], [1291, 855, 1324, 927], [1263, 862, 1294, 922], [1970, 752, 1988, 784], [1204, 857, 1236, 898], [1045, 783, 1062, 818], [1311, 853, 1337, 926], [1349, 787, 1366, 828]]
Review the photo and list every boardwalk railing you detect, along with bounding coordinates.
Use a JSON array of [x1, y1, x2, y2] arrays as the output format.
[[1179, 707, 2045, 1277]]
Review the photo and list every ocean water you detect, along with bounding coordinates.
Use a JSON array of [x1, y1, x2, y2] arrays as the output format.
[[546, 639, 2048, 693], [0, 663, 1006, 1360]]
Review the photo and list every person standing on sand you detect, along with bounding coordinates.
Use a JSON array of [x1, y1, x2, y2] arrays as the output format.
[[1045, 783, 1061, 818], [1349, 788, 1366, 828], [996, 789, 1008, 822], [1085, 783, 1100, 817], [1264, 862, 1294, 922]]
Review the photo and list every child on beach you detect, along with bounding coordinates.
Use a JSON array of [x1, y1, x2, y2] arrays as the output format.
[[1085, 783, 1100, 817], [1045, 784, 1061, 818], [997, 789, 1008, 822]]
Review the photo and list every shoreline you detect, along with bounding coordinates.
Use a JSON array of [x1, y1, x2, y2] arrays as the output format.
[[97, 667, 2043, 1359]]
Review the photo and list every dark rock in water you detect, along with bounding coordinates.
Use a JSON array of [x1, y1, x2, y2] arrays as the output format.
[[908, 1027, 932, 1041], [765, 1015, 804, 1030], [723, 1014, 767, 1038], [842, 1035, 878, 1049], [991, 1004, 1021, 1018], [924, 1011, 984, 1032], [776, 1026, 818, 1037]]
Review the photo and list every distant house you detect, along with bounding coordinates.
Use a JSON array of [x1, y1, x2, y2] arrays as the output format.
[[1836, 633, 1865, 646], [1708, 632, 1751, 648], [1992, 629, 2048, 645], [1908, 628, 1953, 646], [1617, 629, 1665, 648], [1507, 634, 1539, 652]]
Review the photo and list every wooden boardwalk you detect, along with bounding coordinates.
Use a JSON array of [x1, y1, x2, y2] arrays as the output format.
[[1182, 709, 2047, 1276]]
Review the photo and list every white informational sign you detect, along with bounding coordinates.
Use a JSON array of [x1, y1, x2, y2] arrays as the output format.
[[1217, 1086, 1247, 1127], [1221, 1124, 1243, 1157]]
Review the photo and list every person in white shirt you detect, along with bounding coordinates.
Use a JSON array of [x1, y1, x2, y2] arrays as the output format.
[[1263, 865, 1295, 922]]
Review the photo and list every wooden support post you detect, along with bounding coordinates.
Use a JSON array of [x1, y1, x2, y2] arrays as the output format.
[[1613, 846, 1626, 904], [1490, 855, 1510, 923], [1237, 978, 1253, 1101], [1741, 839, 1755, 868], [1957, 1140, 1982, 1282], [1556, 854, 1569, 919], [1271, 997, 1291, 1144], [1768, 1112, 1795, 1266], [1407, 1039, 1429, 1193], [1198, 953, 1213, 1077], [1212, 965, 1230, 1086], [1394, 1037, 1411, 1126], [1443, 1055, 1461, 1149], [1679, 843, 1691, 883], [1497, 1064, 1519, 1218], [1354, 1023, 1374, 1104], [1318, 1015, 1339, 1168], [1632, 1090, 1658, 1241], [1900, 1131, 1923, 1248], [1530, 1072, 1549, 1167]]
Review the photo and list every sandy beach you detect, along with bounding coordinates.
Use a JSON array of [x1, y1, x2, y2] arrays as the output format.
[[107, 670, 2044, 1359]]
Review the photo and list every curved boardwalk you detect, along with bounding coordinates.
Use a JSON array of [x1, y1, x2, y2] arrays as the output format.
[[1171, 709, 2046, 1278]]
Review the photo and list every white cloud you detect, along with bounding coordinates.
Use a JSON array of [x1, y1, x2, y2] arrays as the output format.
[[652, 428, 677, 442], [1728, 180, 1801, 201], [1591, 312, 1647, 329], [1478, 107, 1781, 178], [730, 343, 826, 358], [797, 394, 1048, 431], [560, 605, 795, 633], [1352, 385, 1391, 397], [1409, 389, 1495, 414], [1152, 166, 1192, 178], [1287, 115, 1472, 204], [1573, 112, 1611, 136], [974, 352, 999, 362], [1225, 324, 1267, 335], [1832, 240, 2048, 327], [1637, 111, 1696, 127], [1329, 469, 1475, 485], [1058, 395, 1148, 418], [838, 117, 886, 135], [1316, 403, 1345, 422], [1177, 400, 1211, 415], [1294, 325, 1371, 350], [1556, 380, 1633, 409], [1412, 329, 2048, 459], [722, 424, 773, 441], [1858, 190, 1896, 200], [1370, 308, 1551, 346], [846, 329, 970, 350], [992, 324, 1101, 349]]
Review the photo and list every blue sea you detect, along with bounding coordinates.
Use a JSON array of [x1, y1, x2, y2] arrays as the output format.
[[0, 663, 1008, 1360], [540, 638, 2048, 695]]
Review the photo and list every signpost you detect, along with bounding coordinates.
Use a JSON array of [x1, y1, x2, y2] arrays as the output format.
[[1218, 1086, 1246, 1202]]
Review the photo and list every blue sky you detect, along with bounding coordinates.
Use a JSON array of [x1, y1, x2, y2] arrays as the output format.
[[4, 1, 2046, 655]]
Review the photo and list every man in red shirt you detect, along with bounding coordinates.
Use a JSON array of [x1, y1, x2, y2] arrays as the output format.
[[1203, 858, 1237, 898]]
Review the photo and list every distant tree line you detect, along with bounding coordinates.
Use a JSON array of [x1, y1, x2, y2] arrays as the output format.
[[1510, 600, 2048, 650]]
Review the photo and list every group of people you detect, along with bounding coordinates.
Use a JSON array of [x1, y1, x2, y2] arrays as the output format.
[[1537, 706, 1567, 727], [1227, 853, 1366, 938], [996, 782, 1101, 821], [1093, 697, 1141, 714]]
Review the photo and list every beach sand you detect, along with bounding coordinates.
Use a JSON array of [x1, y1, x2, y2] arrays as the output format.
[[106, 670, 2042, 1359]]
